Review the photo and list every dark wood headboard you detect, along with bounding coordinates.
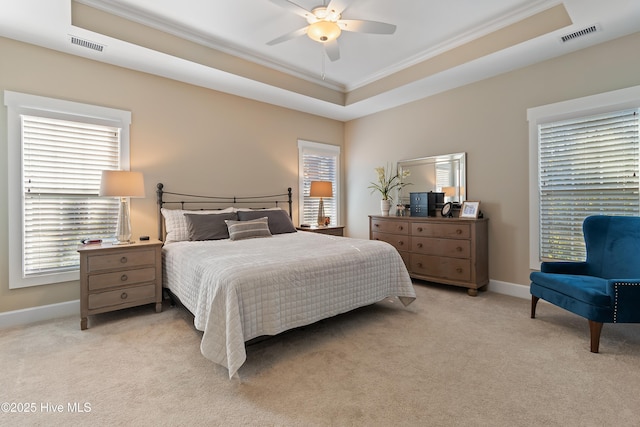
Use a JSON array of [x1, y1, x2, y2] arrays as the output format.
[[156, 183, 293, 241]]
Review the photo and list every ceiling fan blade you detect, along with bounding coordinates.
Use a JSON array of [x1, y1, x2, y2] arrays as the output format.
[[326, 0, 349, 15], [268, 0, 313, 19], [266, 26, 308, 45], [324, 39, 340, 62], [338, 19, 396, 35]]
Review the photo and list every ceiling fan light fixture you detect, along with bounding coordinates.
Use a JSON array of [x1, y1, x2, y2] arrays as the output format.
[[307, 20, 341, 43]]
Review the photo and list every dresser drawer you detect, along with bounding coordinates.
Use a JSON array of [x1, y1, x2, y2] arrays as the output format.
[[88, 267, 156, 291], [371, 219, 409, 235], [411, 237, 470, 259], [411, 222, 470, 239], [371, 232, 409, 252], [88, 284, 156, 310], [410, 254, 471, 282], [87, 249, 156, 272]]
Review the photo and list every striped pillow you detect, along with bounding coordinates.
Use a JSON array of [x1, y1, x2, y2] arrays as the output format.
[[225, 217, 272, 241]]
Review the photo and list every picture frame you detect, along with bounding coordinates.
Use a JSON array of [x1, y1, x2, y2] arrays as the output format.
[[460, 201, 480, 218]]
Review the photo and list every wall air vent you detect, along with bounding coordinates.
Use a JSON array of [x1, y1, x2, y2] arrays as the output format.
[[560, 25, 599, 43], [70, 36, 104, 52]]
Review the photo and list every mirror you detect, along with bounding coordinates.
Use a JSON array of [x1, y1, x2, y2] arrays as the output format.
[[397, 152, 466, 205]]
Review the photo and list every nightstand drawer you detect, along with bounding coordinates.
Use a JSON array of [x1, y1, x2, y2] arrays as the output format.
[[88, 267, 156, 291], [88, 284, 156, 310], [88, 249, 156, 272]]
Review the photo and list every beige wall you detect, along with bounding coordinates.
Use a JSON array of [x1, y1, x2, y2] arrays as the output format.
[[0, 37, 344, 313], [345, 31, 640, 289]]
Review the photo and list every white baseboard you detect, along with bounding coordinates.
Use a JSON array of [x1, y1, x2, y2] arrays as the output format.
[[0, 280, 529, 329], [0, 300, 79, 329], [487, 279, 530, 299]]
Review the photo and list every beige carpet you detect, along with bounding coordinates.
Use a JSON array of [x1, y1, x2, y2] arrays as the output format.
[[1, 282, 639, 427]]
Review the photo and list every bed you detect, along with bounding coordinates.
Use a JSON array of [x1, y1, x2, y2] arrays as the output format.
[[157, 184, 416, 378]]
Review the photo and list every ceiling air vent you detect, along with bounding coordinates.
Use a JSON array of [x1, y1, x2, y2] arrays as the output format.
[[70, 36, 104, 52], [560, 25, 598, 43]]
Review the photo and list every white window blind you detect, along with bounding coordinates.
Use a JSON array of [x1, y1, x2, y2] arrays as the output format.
[[298, 140, 340, 226], [21, 115, 121, 276], [538, 109, 640, 261]]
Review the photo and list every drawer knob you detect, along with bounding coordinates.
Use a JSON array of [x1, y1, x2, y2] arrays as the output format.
[[417, 243, 423, 248], [456, 229, 462, 235], [456, 268, 463, 273], [398, 241, 404, 246], [417, 262, 423, 268], [456, 247, 462, 252], [398, 226, 403, 231], [417, 227, 423, 232], [120, 256, 128, 264], [121, 292, 128, 300], [374, 223, 379, 227], [120, 274, 128, 282]]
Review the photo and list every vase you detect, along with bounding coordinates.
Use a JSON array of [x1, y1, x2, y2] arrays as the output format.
[[380, 199, 391, 216]]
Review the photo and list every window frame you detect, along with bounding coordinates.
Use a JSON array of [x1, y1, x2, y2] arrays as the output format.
[[527, 84, 640, 270], [4, 91, 131, 288], [297, 139, 341, 227]]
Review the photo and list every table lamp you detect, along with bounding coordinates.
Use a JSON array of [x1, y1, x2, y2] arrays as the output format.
[[309, 181, 333, 226], [99, 170, 145, 244]]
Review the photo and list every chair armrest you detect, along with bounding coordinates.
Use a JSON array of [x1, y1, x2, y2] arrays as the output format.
[[607, 279, 640, 323], [541, 261, 589, 275]]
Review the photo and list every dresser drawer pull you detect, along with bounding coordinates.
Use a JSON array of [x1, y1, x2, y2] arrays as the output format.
[[417, 227, 423, 232], [456, 268, 463, 273], [456, 229, 462, 235], [398, 226, 403, 231], [120, 292, 128, 300], [120, 256, 128, 264], [398, 241, 404, 246], [417, 243, 423, 248], [417, 262, 423, 268], [120, 274, 128, 282], [374, 223, 379, 227], [456, 247, 463, 252]]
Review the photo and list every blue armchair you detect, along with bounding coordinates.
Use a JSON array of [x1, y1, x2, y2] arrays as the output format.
[[530, 215, 640, 352]]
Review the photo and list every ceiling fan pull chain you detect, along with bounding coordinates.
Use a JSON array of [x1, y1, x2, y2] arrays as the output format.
[[321, 47, 326, 80]]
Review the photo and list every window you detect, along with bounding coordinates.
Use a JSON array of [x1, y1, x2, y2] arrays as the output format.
[[5, 91, 131, 288], [298, 140, 340, 226], [528, 85, 640, 269]]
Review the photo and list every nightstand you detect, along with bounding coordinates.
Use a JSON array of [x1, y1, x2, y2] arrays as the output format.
[[78, 240, 163, 330], [296, 225, 345, 236]]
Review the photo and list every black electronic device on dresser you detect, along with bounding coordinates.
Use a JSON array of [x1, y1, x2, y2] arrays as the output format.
[[410, 191, 444, 217]]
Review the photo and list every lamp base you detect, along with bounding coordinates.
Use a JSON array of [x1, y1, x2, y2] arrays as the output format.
[[317, 197, 325, 226]]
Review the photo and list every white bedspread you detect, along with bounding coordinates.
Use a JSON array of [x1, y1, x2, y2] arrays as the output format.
[[163, 232, 415, 378]]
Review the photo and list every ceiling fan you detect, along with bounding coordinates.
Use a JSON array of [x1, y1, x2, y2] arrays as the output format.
[[267, 0, 396, 62]]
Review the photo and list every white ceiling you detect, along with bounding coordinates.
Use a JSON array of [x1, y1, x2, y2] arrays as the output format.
[[2, 0, 640, 120]]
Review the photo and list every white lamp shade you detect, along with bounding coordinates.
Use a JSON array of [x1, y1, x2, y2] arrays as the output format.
[[99, 170, 145, 198], [309, 181, 333, 198]]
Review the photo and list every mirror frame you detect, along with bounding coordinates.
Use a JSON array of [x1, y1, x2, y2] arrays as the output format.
[[397, 152, 466, 205]]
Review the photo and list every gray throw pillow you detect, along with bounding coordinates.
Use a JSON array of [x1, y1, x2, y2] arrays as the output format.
[[237, 209, 296, 234], [185, 212, 237, 241], [225, 217, 272, 241]]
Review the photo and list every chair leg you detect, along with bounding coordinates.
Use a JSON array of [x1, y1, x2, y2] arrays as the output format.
[[531, 296, 539, 319], [588, 320, 603, 353]]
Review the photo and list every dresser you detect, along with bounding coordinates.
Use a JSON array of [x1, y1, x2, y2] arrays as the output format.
[[369, 215, 488, 296], [78, 240, 163, 329]]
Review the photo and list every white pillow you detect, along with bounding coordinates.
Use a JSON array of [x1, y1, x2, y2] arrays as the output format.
[[161, 207, 234, 243]]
